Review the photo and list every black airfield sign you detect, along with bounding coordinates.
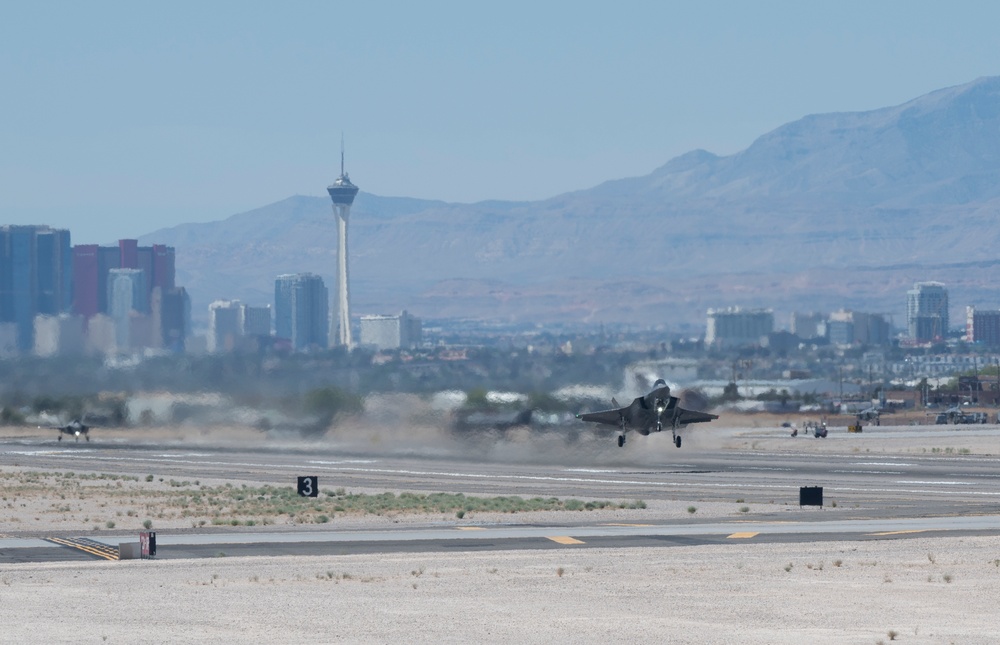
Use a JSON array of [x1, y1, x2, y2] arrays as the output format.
[[298, 476, 318, 497]]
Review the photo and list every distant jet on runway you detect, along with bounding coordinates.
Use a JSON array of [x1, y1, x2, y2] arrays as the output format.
[[576, 379, 718, 448], [45, 419, 91, 442]]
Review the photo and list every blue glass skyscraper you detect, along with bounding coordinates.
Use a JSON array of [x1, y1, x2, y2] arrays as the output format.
[[0, 225, 72, 351], [274, 273, 328, 351]]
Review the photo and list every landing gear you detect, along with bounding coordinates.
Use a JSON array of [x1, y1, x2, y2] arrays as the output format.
[[670, 417, 681, 448], [57, 434, 62, 441], [617, 434, 626, 448], [85, 435, 90, 442]]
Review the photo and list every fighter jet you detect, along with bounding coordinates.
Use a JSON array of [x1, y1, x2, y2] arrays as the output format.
[[856, 406, 881, 425], [47, 419, 91, 442], [576, 379, 718, 448]]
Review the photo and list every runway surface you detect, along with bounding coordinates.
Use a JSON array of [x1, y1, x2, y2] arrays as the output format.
[[2, 423, 999, 562]]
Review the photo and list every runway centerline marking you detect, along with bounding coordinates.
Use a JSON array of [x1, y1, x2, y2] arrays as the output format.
[[547, 536, 585, 545], [727, 532, 759, 539]]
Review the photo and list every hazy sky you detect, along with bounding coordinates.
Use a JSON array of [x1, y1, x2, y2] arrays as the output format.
[[2, 1, 999, 243]]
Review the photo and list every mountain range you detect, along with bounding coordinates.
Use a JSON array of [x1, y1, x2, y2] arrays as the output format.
[[140, 76, 1000, 332]]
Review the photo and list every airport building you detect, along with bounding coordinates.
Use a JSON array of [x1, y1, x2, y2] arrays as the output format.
[[274, 273, 329, 351], [359, 310, 422, 351], [705, 307, 774, 348], [907, 281, 949, 342], [0, 225, 72, 351]]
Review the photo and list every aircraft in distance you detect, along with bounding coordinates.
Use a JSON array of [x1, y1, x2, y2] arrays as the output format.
[[856, 406, 881, 425], [576, 379, 718, 448], [46, 419, 91, 442]]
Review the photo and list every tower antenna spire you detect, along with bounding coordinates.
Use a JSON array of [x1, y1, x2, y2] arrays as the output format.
[[340, 133, 345, 176]]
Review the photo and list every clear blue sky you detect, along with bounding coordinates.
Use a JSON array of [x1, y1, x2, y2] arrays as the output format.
[[2, 1, 998, 243]]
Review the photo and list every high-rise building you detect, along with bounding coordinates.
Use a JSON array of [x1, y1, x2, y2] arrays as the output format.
[[107, 268, 147, 349], [207, 300, 271, 353], [208, 300, 243, 353], [241, 304, 271, 337], [326, 142, 359, 348], [907, 282, 949, 342], [791, 311, 826, 340], [72, 244, 100, 318], [359, 310, 422, 351], [0, 225, 72, 351], [705, 307, 774, 348], [157, 286, 189, 352], [274, 273, 328, 351], [826, 310, 891, 346], [72, 240, 175, 319], [966, 306, 1000, 346], [827, 310, 856, 346]]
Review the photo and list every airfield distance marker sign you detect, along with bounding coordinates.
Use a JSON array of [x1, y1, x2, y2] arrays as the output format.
[[298, 476, 319, 497]]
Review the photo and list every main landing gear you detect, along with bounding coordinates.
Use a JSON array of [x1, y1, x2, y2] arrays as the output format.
[[617, 434, 626, 448], [674, 435, 682, 448]]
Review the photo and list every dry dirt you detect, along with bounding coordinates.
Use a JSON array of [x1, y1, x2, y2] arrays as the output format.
[[2, 538, 999, 644]]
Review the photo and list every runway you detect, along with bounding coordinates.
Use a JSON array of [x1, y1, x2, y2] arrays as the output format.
[[2, 423, 999, 563]]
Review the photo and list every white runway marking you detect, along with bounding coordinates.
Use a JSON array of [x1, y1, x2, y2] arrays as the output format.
[[896, 480, 972, 486], [833, 470, 904, 475], [853, 462, 914, 467]]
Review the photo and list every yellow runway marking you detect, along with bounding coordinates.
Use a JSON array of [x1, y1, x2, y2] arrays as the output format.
[[455, 527, 486, 531], [601, 523, 652, 527], [45, 537, 119, 560], [868, 529, 937, 537], [727, 532, 759, 539], [547, 536, 585, 545]]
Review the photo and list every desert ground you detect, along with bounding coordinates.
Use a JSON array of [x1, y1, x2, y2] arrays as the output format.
[[3, 537, 1000, 644], [2, 416, 1000, 644]]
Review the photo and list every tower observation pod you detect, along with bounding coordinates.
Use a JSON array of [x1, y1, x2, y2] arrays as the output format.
[[327, 146, 359, 348]]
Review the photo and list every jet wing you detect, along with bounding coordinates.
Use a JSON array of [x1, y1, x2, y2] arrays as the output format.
[[576, 407, 627, 426], [675, 408, 719, 425]]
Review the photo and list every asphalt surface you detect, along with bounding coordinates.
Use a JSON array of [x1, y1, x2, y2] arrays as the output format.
[[2, 425, 999, 562]]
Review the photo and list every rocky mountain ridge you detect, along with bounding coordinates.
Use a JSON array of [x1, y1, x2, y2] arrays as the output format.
[[140, 76, 1000, 330]]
